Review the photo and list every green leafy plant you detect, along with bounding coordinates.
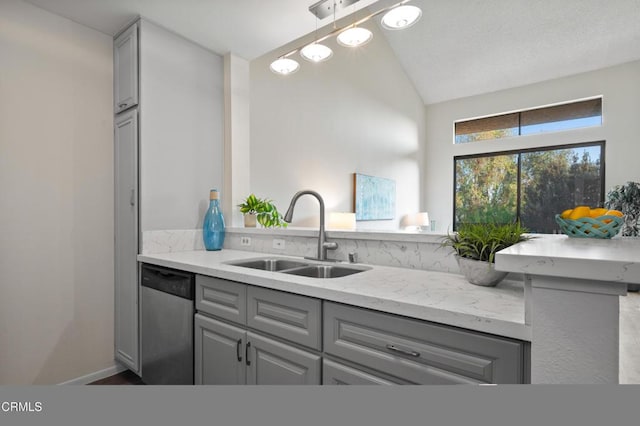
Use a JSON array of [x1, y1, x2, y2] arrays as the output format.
[[605, 181, 640, 237], [238, 194, 287, 228], [441, 222, 531, 264]]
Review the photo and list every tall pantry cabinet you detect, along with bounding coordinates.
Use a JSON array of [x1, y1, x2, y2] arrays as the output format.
[[113, 18, 224, 374]]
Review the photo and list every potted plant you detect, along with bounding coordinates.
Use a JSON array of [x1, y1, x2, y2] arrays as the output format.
[[605, 181, 640, 291], [238, 194, 288, 228], [441, 222, 531, 286], [605, 181, 640, 237]]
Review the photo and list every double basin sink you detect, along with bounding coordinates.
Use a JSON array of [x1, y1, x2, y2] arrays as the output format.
[[225, 257, 370, 279]]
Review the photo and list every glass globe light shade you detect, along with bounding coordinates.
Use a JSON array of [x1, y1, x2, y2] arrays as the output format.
[[336, 26, 373, 47], [269, 57, 300, 75], [381, 5, 422, 30], [300, 42, 333, 62]]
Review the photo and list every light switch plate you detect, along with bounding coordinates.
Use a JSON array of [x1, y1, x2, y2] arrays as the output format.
[[240, 237, 251, 246]]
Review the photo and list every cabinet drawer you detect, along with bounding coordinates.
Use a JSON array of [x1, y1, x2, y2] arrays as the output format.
[[247, 286, 321, 350], [324, 302, 524, 384], [323, 358, 406, 385], [196, 275, 246, 325]]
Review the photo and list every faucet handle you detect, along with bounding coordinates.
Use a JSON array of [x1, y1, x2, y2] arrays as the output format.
[[323, 241, 338, 250]]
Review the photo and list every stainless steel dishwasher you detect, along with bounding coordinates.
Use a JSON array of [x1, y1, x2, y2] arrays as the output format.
[[141, 263, 195, 385]]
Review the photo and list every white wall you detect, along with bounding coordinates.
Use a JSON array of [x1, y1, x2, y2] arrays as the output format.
[[250, 21, 426, 229], [425, 60, 640, 232], [0, 0, 114, 384], [139, 19, 224, 231]]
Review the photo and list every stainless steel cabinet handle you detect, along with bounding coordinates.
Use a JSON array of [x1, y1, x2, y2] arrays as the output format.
[[245, 341, 251, 366], [130, 189, 135, 206], [236, 339, 242, 362], [386, 344, 420, 358]]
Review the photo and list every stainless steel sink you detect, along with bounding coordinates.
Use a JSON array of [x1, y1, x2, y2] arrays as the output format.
[[225, 257, 369, 278], [282, 264, 369, 279], [226, 258, 308, 272]]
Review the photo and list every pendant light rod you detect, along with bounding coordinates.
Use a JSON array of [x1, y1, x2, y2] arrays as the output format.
[[279, 0, 412, 59]]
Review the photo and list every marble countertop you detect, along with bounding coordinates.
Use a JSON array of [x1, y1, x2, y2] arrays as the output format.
[[496, 236, 640, 284], [138, 249, 529, 341]]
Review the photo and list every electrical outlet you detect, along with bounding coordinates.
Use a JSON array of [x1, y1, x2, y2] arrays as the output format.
[[240, 237, 251, 246], [272, 239, 285, 250]]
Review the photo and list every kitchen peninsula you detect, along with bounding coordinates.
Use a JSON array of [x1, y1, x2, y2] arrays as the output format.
[[496, 236, 640, 384], [139, 229, 639, 384]]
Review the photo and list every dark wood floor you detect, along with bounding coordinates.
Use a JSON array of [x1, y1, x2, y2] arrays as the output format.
[[87, 370, 145, 385]]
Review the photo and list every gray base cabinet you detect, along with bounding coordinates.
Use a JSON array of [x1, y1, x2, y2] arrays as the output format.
[[194, 274, 527, 385], [195, 275, 321, 385]]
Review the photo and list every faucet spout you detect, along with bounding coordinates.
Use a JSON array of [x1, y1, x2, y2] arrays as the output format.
[[283, 190, 338, 261]]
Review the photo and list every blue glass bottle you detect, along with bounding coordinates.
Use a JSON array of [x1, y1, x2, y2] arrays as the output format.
[[203, 189, 225, 250]]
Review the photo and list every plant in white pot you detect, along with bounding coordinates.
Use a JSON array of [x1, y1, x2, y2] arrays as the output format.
[[238, 194, 287, 228], [441, 222, 531, 287]]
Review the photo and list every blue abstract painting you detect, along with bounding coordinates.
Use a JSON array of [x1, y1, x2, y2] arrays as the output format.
[[353, 173, 396, 221]]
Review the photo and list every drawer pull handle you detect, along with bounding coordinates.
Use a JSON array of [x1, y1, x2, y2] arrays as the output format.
[[245, 341, 251, 366], [386, 344, 420, 358], [236, 339, 242, 362], [119, 103, 128, 108]]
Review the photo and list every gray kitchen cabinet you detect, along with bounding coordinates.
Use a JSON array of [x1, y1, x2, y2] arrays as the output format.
[[247, 332, 321, 385], [194, 275, 322, 385], [114, 109, 139, 372], [324, 301, 525, 384], [114, 22, 138, 113], [195, 313, 246, 385], [323, 358, 407, 385]]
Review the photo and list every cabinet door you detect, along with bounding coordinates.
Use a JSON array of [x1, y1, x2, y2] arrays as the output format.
[[195, 314, 246, 385], [246, 332, 321, 385], [114, 22, 138, 113], [323, 359, 405, 385], [114, 109, 139, 372]]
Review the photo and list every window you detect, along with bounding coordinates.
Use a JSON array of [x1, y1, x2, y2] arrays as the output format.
[[455, 98, 602, 144], [454, 142, 605, 233]]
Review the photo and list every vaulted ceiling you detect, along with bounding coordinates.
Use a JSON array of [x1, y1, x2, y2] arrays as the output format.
[[24, 0, 640, 104]]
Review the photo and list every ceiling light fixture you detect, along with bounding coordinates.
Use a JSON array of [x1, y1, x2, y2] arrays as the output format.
[[300, 14, 333, 62], [381, 5, 422, 30], [270, 57, 300, 75], [300, 42, 333, 62], [337, 26, 373, 47], [270, 0, 420, 75]]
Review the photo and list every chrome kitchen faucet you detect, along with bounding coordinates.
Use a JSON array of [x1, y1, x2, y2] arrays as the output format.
[[283, 190, 338, 261]]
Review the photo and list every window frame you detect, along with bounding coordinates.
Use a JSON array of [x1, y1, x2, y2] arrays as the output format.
[[453, 97, 603, 144], [452, 140, 606, 232]]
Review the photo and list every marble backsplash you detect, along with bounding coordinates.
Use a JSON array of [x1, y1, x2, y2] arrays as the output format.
[[142, 229, 205, 254], [142, 228, 460, 273]]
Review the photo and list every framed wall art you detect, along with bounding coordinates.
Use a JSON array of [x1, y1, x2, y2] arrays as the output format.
[[353, 173, 396, 221]]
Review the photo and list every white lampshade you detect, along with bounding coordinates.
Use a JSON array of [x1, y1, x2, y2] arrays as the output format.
[[336, 26, 373, 47], [270, 57, 300, 75], [401, 212, 430, 231], [300, 42, 333, 62], [381, 5, 422, 30], [328, 212, 357, 230]]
